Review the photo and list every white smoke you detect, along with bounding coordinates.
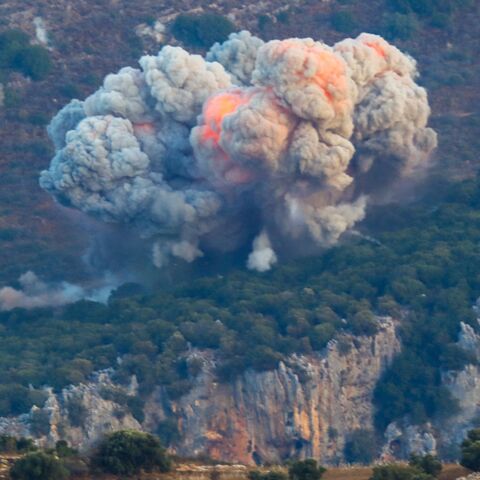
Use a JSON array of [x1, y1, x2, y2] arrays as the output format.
[[247, 231, 277, 272], [0, 272, 117, 311], [40, 31, 437, 272]]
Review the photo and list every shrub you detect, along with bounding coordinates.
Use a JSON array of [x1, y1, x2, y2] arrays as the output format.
[[12, 45, 52, 80], [345, 429, 377, 464], [409, 454, 442, 477], [0, 435, 18, 453], [54, 441, 76, 458], [288, 459, 326, 480], [93, 430, 171, 475], [0, 29, 29, 68], [249, 471, 288, 480], [171, 13, 236, 48], [10, 451, 69, 480], [370, 464, 434, 480], [16, 437, 37, 452], [460, 428, 480, 471]]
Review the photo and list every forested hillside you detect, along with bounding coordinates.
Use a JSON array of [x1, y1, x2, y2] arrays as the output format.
[[2, 175, 480, 436], [0, 0, 480, 459]]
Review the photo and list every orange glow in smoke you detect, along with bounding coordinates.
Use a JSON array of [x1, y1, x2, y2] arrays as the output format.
[[133, 122, 156, 136], [199, 90, 256, 185], [202, 90, 250, 144], [274, 40, 349, 110], [364, 41, 387, 58]]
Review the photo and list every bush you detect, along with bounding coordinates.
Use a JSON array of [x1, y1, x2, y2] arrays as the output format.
[[0, 435, 18, 453], [249, 471, 288, 480], [288, 459, 326, 480], [10, 451, 69, 480], [13, 45, 52, 80], [0, 29, 29, 68], [460, 428, 480, 471], [345, 429, 377, 464], [409, 454, 442, 477], [0, 30, 52, 80], [55, 441, 77, 458], [370, 464, 434, 480], [16, 437, 37, 452], [93, 430, 171, 475], [171, 13, 236, 48]]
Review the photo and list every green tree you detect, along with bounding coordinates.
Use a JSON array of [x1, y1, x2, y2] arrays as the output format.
[[370, 464, 434, 480], [13, 45, 52, 80], [93, 430, 171, 475], [409, 454, 442, 477], [288, 459, 326, 480], [460, 428, 480, 471], [345, 429, 377, 464], [249, 471, 288, 480], [10, 451, 69, 480], [171, 13, 236, 48]]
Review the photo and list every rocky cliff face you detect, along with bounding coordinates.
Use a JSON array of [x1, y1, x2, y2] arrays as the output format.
[[144, 317, 400, 465], [381, 320, 480, 461], [0, 316, 400, 465]]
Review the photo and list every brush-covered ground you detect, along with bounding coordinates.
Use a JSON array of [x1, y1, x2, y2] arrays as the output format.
[[0, 0, 479, 284], [0, 457, 471, 480]]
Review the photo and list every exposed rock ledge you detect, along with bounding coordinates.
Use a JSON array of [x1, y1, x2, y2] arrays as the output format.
[[0, 317, 400, 465]]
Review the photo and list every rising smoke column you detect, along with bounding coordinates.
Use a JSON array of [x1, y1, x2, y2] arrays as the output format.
[[40, 31, 437, 272]]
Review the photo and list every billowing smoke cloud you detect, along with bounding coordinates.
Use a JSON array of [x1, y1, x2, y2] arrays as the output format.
[[0, 271, 117, 311], [247, 231, 277, 272], [40, 31, 437, 271]]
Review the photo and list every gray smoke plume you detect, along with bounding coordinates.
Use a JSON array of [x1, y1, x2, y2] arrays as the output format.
[[0, 271, 117, 311], [207, 30, 265, 85], [40, 31, 437, 272]]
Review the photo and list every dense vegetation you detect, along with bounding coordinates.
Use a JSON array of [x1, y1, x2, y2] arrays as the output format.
[[5, 431, 169, 479], [460, 428, 480, 471], [249, 459, 326, 480], [10, 451, 70, 480], [344, 429, 377, 465], [92, 430, 171, 476], [171, 13, 236, 48], [409, 454, 442, 477], [1, 176, 480, 435], [0, 29, 52, 81], [368, 455, 442, 480], [370, 464, 434, 480]]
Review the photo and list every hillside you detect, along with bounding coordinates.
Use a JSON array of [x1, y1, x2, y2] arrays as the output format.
[[1, 0, 480, 468], [0, 0, 479, 284]]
